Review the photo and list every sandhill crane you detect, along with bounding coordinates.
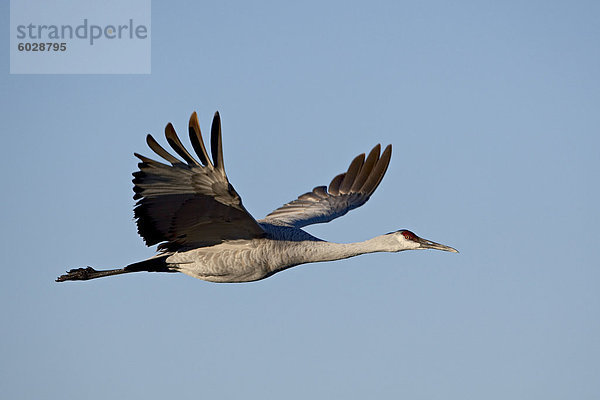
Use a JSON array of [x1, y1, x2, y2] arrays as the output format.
[[56, 112, 457, 284]]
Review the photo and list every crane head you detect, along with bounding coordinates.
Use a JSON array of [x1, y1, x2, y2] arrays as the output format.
[[393, 229, 458, 253]]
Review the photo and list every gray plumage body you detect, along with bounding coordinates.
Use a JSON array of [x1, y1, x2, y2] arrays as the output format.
[[167, 224, 405, 283], [56, 111, 457, 284], [168, 224, 321, 282]]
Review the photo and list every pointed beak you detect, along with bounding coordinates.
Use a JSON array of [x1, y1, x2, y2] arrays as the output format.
[[416, 237, 459, 253]]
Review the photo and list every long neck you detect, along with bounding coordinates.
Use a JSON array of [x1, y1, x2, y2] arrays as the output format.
[[288, 234, 400, 265]]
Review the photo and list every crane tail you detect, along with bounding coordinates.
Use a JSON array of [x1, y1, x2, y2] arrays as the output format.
[[56, 255, 173, 282]]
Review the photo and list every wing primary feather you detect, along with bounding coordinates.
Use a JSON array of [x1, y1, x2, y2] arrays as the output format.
[[328, 173, 345, 196], [351, 144, 380, 192], [211, 112, 225, 173], [188, 112, 212, 167], [134, 152, 169, 167], [146, 134, 182, 165], [312, 186, 328, 198], [165, 123, 200, 166], [339, 153, 365, 194], [360, 144, 392, 194]]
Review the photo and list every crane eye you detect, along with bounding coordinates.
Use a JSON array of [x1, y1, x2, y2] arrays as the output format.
[[402, 231, 415, 240]]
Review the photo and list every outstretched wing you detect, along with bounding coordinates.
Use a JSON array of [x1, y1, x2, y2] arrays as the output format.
[[133, 111, 265, 251], [262, 144, 392, 228]]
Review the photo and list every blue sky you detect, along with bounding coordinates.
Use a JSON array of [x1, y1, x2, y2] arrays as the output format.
[[1, 1, 599, 399]]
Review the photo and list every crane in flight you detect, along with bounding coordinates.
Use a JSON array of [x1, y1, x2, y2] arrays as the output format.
[[57, 111, 457, 283]]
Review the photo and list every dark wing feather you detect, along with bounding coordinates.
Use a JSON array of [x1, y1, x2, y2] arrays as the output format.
[[210, 112, 225, 173], [188, 111, 211, 166], [262, 144, 392, 228], [133, 112, 265, 251]]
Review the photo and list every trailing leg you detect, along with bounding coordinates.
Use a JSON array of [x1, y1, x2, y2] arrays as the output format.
[[56, 255, 172, 282]]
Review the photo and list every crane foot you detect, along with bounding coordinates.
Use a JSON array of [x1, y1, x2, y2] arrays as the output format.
[[56, 267, 97, 282]]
